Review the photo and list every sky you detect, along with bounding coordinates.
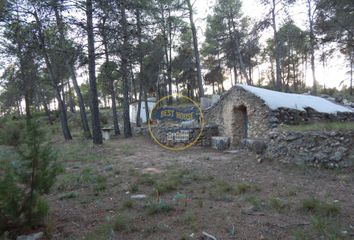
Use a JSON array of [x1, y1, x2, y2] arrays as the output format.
[[193, 0, 349, 91]]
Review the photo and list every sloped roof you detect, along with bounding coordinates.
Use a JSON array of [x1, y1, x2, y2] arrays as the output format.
[[238, 84, 353, 114]]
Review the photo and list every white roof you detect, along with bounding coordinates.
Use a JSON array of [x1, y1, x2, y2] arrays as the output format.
[[237, 84, 353, 114]]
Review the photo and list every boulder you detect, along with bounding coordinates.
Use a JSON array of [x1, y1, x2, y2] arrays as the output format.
[[17, 232, 43, 240], [211, 136, 230, 150], [242, 138, 267, 154]]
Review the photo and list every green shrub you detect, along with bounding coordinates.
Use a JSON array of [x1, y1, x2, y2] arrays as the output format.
[[144, 200, 174, 215], [0, 120, 25, 146], [301, 197, 340, 217], [113, 213, 131, 232], [0, 121, 61, 234]]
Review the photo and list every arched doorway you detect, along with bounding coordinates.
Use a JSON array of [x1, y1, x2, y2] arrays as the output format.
[[232, 105, 248, 145]]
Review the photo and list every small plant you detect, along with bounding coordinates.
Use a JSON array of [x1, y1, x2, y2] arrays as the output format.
[[59, 192, 78, 200], [137, 173, 156, 186], [154, 178, 179, 194], [300, 197, 340, 217], [245, 196, 263, 210], [120, 144, 134, 156], [144, 200, 174, 215], [177, 212, 198, 231], [236, 183, 252, 194], [122, 200, 134, 209], [113, 213, 131, 232], [287, 189, 297, 197], [291, 229, 309, 240], [0, 120, 61, 234], [269, 197, 288, 212], [0, 120, 25, 146], [93, 175, 107, 193], [310, 216, 340, 239], [129, 183, 139, 193]]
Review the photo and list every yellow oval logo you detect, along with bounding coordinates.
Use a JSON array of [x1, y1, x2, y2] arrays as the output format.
[[148, 94, 205, 151]]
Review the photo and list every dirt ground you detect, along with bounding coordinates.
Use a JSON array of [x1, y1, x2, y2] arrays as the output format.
[[47, 136, 354, 240]]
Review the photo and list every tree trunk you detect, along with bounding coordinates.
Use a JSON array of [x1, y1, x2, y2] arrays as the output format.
[[120, 1, 132, 138], [186, 0, 204, 98], [101, 17, 120, 136], [67, 80, 75, 113], [229, 12, 250, 85], [307, 0, 317, 95], [39, 91, 53, 125], [136, 9, 143, 126], [53, 3, 91, 138], [86, 0, 102, 144], [33, 10, 72, 140], [68, 63, 92, 138], [350, 51, 353, 96], [271, 0, 282, 91]]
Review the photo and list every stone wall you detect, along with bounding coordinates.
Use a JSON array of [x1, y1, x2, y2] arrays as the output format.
[[265, 130, 354, 168], [149, 124, 218, 147], [268, 108, 354, 127], [204, 86, 354, 147], [204, 87, 272, 145]]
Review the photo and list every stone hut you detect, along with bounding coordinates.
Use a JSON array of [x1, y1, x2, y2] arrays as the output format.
[[205, 84, 354, 146]]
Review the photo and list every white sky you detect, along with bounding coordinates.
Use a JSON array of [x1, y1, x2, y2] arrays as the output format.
[[193, 0, 349, 91]]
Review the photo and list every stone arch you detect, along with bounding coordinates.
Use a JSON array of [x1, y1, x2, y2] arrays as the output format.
[[231, 105, 248, 145]]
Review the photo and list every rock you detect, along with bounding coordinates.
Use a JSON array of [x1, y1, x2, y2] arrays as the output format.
[[285, 132, 303, 141], [104, 165, 113, 172], [314, 152, 327, 161], [330, 151, 343, 162], [224, 150, 239, 154], [200, 97, 212, 110], [335, 95, 344, 103], [243, 138, 267, 154], [17, 232, 43, 240], [142, 168, 162, 174], [130, 194, 147, 200], [211, 136, 230, 150]]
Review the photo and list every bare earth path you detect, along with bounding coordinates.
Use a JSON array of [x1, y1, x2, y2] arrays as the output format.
[[48, 136, 354, 239]]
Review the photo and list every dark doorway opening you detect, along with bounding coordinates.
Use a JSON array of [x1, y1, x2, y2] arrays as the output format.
[[232, 105, 248, 144]]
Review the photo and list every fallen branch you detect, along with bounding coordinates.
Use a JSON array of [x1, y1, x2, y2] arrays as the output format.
[[202, 231, 217, 240]]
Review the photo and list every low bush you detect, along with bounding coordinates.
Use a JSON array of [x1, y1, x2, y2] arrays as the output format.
[[0, 121, 61, 235], [0, 120, 25, 146]]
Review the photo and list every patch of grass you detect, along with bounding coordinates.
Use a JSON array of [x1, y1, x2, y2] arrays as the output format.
[[142, 223, 170, 237], [93, 175, 107, 193], [56, 168, 107, 194], [86, 223, 113, 240], [113, 213, 131, 232], [236, 183, 253, 194], [122, 200, 134, 209], [78, 167, 95, 184], [176, 212, 198, 231], [153, 169, 195, 194], [310, 216, 341, 239], [209, 181, 254, 201], [245, 196, 263, 210], [59, 192, 78, 200], [144, 200, 174, 215], [136, 173, 156, 186], [56, 173, 77, 191], [129, 183, 139, 193], [154, 178, 180, 194], [269, 197, 289, 212], [287, 189, 297, 197], [291, 228, 309, 240], [280, 121, 354, 132], [120, 144, 134, 156], [56, 141, 103, 162], [300, 197, 340, 217]]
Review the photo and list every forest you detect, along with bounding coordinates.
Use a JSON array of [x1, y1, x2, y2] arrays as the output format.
[[0, 0, 353, 143], [0, 1, 354, 239]]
